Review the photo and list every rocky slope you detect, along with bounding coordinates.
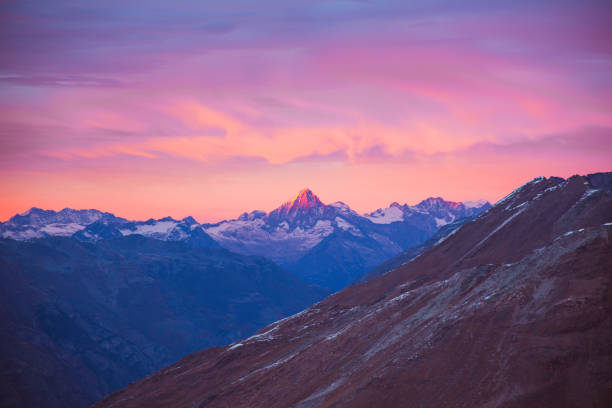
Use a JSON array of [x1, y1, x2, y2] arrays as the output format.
[[0, 236, 328, 408], [94, 173, 612, 408], [356, 216, 477, 284]]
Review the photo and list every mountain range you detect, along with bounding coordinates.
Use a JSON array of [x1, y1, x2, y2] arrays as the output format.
[[0, 190, 490, 290], [0, 208, 219, 247], [0, 189, 490, 407], [94, 172, 612, 408], [205, 189, 490, 289]]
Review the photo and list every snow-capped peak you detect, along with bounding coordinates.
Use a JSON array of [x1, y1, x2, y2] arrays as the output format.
[[362, 196, 491, 225], [416, 197, 462, 211], [268, 188, 326, 222], [329, 201, 352, 213], [0, 208, 118, 240], [287, 188, 324, 210], [20, 207, 45, 216], [237, 210, 266, 221], [463, 199, 489, 209], [364, 206, 405, 224]]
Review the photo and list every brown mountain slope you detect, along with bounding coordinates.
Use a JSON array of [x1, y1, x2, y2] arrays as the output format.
[[95, 173, 612, 408]]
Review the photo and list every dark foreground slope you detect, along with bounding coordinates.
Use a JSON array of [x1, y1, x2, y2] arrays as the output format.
[[356, 216, 476, 284], [0, 236, 327, 408], [95, 173, 612, 408]]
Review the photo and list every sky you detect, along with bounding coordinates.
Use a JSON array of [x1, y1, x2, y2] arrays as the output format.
[[1, 0, 611, 222]]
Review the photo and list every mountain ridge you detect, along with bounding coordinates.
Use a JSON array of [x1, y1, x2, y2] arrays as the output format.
[[93, 172, 612, 408], [1, 191, 491, 290], [203, 189, 490, 289], [1, 190, 489, 237]]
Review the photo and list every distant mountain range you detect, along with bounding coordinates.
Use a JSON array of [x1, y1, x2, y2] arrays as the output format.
[[204, 189, 489, 264], [95, 172, 612, 408], [205, 189, 490, 289], [0, 208, 219, 247], [0, 190, 490, 290]]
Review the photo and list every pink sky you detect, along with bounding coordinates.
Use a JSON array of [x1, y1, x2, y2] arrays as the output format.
[[1, 1, 611, 222]]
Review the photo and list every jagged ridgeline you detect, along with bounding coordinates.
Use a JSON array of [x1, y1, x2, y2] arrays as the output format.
[[0, 190, 490, 291]]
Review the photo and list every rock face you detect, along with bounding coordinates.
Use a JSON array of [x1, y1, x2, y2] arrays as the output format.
[[267, 188, 330, 228], [0, 236, 328, 408], [94, 173, 612, 408]]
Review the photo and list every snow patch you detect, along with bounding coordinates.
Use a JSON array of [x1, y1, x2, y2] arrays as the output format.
[[435, 217, 449, 227], [237, 350, 304, 382], [434, 224, 462, 246], [334, 217, 363, 236], [579, 189, 599, 202], [563, 228, 585, 237], [120, 221, 178, 237], [1, 229, 40, 240], [294, 378, 345, 407], [465, 206, 528, 257], [364, 205, 404, 224], [543, 180, 568, 194], [505, 200, 529, 211], [496, 177, 546, 207], [325, 325, 353, 341], [246, 325, 279, 343], [463, 199, 488, 209], [205, 219, 333, 253], [330, 201, 353, 213], [273, 307, 321, 327], [39, 223, 85, 236]]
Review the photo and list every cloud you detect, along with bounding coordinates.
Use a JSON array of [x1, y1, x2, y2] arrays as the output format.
[[1, 0, 611, 221], [459, 126, 612, 159], [288, 149, 349, 164], [0, 75, 123, 88]]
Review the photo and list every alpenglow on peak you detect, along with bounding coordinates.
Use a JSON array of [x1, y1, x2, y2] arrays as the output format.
[[266, 188, 327, 223], [290, 188, 323, 209]]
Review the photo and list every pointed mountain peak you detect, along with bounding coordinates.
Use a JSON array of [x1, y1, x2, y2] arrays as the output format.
[[330, 201, 352, 213], [159, 216, 177, 222], [463, 199, 489, 209], [19, 207, 50, 216], [416, 197, 461, 209], [268, 188, 327, 223], [290, 188, 323, 210], [182, 216, 197, 224]]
